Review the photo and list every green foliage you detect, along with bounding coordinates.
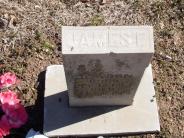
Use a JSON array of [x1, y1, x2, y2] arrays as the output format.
[[90, 15, 104, 26], [42, 41, 54, 52]]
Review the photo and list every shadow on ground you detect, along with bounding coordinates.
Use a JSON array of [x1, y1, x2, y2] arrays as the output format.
[[44, 90, 123, 133]]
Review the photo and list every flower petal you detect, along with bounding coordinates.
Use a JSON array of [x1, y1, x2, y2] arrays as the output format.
[[2, 103, 28, 128], [0, 72, 17, 89], [0, 90, 20, 105], [0, 115, 11, 137]]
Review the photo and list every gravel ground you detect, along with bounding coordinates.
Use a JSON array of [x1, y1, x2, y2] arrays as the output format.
[[0, 0, 184, 138]]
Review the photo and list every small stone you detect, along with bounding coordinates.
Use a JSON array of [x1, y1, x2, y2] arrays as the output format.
[[35, 5, 41, 9], [165, 55, 172, 60]]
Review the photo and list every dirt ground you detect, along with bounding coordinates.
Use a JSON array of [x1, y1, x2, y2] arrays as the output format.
[[0, 0, 183, 138]]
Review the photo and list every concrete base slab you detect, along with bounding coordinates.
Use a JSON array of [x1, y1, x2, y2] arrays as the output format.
[[44, 65, 160, 137]]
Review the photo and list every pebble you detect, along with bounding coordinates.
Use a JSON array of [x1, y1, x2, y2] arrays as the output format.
[[35, 5, 41, 9], [165, 55, 172, 60]]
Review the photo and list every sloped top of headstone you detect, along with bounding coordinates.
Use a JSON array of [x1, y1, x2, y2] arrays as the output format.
[[62, 26, 154, 54]]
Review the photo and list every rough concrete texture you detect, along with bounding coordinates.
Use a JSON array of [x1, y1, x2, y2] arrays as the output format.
[[44, 65, 160, 137], [62, 26, 154, 106]]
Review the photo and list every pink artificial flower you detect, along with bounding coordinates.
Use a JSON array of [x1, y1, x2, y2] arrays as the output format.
[[2, 103, 28, 128], [0, 90, 20, 105], [0, 91, 28, 129], [0, 115, 11, 138], [0, 72, 16, 89]]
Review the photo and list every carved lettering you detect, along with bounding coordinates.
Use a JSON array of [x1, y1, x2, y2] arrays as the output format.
[[74, 60, 136, 98], [71, 30, 138, 48], [79, 33, 89, 47]]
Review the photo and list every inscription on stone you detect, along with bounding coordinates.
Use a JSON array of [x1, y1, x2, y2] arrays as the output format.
[[69, 30, 140, 48], [63, 26, 153, 53], [74, 60, 136, 98]]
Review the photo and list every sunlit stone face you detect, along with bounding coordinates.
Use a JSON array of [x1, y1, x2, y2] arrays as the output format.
[[69, 30, 138, 48]]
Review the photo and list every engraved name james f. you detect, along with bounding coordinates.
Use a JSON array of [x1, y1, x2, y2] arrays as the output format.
[[67, 30, 146, 48]]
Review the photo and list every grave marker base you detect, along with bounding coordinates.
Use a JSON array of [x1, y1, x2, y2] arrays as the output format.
[[43, 65, 160, 137]]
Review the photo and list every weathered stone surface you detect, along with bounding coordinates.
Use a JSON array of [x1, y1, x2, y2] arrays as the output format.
[[44, 65, 160, 137], [62, 26, 154, 106], [62, 26, 154, 54]]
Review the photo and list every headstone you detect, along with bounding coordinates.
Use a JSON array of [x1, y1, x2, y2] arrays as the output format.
[[62, 26, 154, 106], [43, 26, 160, 136]]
